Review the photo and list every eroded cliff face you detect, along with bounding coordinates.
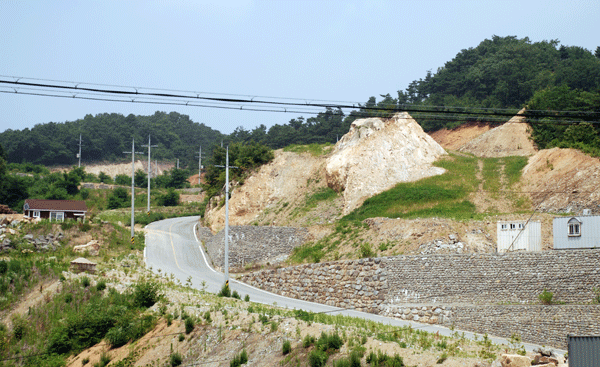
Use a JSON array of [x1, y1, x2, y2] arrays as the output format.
[[325, 112, 447, 214]]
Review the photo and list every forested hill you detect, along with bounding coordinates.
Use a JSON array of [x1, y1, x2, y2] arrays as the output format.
[[0, 111, 225, 167], [1, 36, 599, 167]]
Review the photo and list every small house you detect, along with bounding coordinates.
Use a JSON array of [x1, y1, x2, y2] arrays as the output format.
[[497, 220, 541, 252], [70, 257, 96, 273], [23, 199, 87, 221], [553, 212, 600, 249]]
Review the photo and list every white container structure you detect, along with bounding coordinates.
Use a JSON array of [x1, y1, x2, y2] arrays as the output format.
[[553, 214, 600, 250], [497, 220, 542, 252]]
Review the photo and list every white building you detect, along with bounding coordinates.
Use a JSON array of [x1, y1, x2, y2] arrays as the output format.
[[553, 212, 600, 250], [497, 220, 541, 252]]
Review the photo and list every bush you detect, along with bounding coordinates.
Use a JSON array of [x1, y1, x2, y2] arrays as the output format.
[[96, 279, 107, 292], [308, 349, 328, 367], [303, 334, 316, 348], [158, 189, 180, 207], [105, 326, 129, 348], [538, 289, 554, 305], [282, 340, 292, 355], [133, 280, 161, 308], [232, 290, 240, 299], [244, 294, 250, 302], [184, 317, 195, 334], [218, 283, 231, 297], [170, 352, 183, 366], [81, 276, 91, 288]]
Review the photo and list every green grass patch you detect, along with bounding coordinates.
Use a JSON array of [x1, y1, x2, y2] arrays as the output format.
[[343, 154, 485, 221], [504, 156, 528, 186], [283, 143, 333, 157]]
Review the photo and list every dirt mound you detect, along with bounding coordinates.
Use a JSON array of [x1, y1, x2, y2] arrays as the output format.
[[522, 147, 600, 213], [326, 112, 447, 214], [428, 121, 492, 150], [459, 109, 537, 157]]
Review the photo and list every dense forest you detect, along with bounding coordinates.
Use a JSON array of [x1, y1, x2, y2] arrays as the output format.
[[0, 112, 225, 167], [1, 36, 599, 168]]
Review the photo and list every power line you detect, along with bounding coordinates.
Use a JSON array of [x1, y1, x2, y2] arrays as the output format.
[[1, 76, 599, 121]]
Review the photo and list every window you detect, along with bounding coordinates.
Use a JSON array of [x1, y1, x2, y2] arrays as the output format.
[[500, 224, 507, 230], [50, 212, 64, 221], [32, 211, 40, 218], [510, 223, 516, 229], [518, 223, 524, 229], [568, 218, 581, 237]]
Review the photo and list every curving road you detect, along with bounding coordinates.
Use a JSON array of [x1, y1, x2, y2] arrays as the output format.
[[144, 216, 565, 354]]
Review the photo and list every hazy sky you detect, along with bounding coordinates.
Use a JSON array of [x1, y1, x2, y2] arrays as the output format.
[[1, 0, 598, 135]]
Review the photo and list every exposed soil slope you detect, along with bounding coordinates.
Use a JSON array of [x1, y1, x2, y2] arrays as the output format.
[[204, 150, 331, 232], [326, 112, 447, 214], [522, 147, 600, 213], [429, 121, 492, 150], [459, 109, 537, 157]]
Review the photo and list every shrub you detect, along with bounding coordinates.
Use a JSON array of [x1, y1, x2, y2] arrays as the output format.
[[96, 279, 107, 292], [94, 352, 111, 367], [232, 290, 240, 299], [82, 357, 90, 365], [170, 352, 183, 366], [282, 340, 292, 355], [178, 333, 185, 342], [81, 276, 91, 288], [240, 349, 248, 364], [105, 326, 129, 348], [185, 317, 195, 334], [244, 294, 250, 302], [538, 289, 554, 305], [303, 334, 316, 348], [308, 349, 328, 367], [436, 351, 448, 364], [133, 280, 161, 308], [218, 283, 231, 297]]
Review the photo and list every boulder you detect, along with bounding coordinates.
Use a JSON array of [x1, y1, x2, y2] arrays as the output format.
[[500, 354, 532, 367], [73, 240, 100, 256]]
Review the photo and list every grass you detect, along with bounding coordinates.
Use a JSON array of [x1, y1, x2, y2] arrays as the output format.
[[283, 143, 334, 157], [343, 153, 480, 221], [342, 153, 530, 222]]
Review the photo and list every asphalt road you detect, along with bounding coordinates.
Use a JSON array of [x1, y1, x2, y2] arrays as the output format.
[[144, 216, 566, 354]]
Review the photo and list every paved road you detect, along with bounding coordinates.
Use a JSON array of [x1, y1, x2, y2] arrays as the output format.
[[144, 216, 566, 355]]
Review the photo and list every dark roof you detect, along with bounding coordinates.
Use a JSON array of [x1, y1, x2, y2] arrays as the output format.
[[24, 199, 88, 212]]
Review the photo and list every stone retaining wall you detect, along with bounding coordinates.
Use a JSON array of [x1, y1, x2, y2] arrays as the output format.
[[201, 226, 308, 270], [242, 258, 387, 312], [240, 249, 600, 349], [385, 250, 600, 304]]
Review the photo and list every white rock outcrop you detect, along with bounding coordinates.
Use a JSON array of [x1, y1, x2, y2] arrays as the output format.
[[326, 112, 447, 214]]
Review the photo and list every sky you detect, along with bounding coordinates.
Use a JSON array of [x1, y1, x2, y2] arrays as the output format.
[[0, 0, 598, 135]]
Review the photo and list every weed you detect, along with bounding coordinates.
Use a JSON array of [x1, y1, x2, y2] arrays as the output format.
[[282, 340, 292, 355], [538, 289, 554, 305]]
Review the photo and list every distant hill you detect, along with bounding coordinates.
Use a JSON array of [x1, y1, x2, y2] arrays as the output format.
[[0, 111, 224, 167]]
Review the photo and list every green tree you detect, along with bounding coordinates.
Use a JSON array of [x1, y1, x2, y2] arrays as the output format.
[[107, 187, 130, 209], [158, 189, 180, 206], [134, 169, 147, 188]]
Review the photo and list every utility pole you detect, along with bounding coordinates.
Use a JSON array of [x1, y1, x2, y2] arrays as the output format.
[[77, 134, 82, 167], [123, 139, 144, 244], [215, 146, 239, 283], [177, 159, 179, 169], [141, 135, 158, 214], [196, 146, 206, 185]]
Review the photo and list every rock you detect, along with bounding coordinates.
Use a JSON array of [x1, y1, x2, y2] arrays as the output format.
[[325, 112, 447, 214], [73, 240, 100, 256], [533, 347, 555, 357], [500, 354, 532, 367]]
